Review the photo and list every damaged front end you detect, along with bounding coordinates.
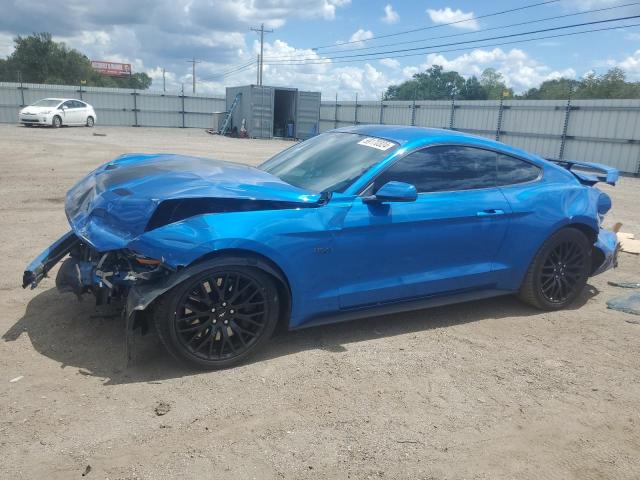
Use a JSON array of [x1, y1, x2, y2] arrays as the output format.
[[22, 153, 322, 362], [23, 231, 175, 362], [24, 231, 170, 301]]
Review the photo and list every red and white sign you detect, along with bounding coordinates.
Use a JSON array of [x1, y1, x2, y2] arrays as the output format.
[[91, 60, 131, 76]]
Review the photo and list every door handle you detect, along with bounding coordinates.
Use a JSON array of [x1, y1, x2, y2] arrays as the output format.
[[477, 209, 505, 216]]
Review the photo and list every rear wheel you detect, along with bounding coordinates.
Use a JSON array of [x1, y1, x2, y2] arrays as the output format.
[[518, 227, 591, 310], [52, 115, 62, 128], [154, 266, 280, 369], [86, 116, 94, 127]]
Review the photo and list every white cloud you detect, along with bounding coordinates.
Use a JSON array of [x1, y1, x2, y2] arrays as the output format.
[[381, 4, 399, 24], [626, 32, 640, 41], [380, 58, 400, 69], [349, 29, 374, 43], [0, 32, 14, 57], [321, 0, 352, 20], [613, 49, 640, 79], [410, 48, 576, 92], [254, 40, 399, 99], [426, 7, 478, 30], [0, 0, 352, 93]]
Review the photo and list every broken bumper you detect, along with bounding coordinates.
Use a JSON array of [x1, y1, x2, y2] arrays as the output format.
[[592, 228, 619, 276], [22, 231, 80, 289]]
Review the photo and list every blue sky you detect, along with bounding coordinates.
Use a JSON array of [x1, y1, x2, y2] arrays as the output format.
[[0, 0, 639, 98]]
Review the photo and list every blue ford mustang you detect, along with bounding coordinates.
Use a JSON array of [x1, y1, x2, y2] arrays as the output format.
[[23, 126, 619, 368]]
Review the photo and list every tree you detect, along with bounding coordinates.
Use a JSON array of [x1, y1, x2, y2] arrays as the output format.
[[0, 33, 151, 89], [574, 67, 639, 99], [461, 76, 487, 100], [521, 78, 579, 99], [479, 68, 512, 99], [385, 65, 466, 100], [519, 68, 640, 99], [384, 65, 515, 100]]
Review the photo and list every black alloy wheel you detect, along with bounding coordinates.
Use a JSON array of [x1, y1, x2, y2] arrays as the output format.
[[518, 227, 591, 310], [539, 240, 586, 303], [155, 266, 280, 369]]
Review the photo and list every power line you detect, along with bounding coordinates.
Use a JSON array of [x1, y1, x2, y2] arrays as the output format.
[[266, 1, 639, 59], [262, 21, 640, 66], [216, 59, 256, 78], [263, 14, 640, 64], [310, 0, 560, 50]]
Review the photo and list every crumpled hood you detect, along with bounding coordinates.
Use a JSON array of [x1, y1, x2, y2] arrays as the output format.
[[65, 153, 319, 251]]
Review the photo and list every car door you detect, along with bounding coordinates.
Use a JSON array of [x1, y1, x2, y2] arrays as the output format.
[[335, 145, 512, 309], [59, 100, 75, 124], [72, 100, 88, 124], [69, 100, 86, 124], [492, 152, 545, 287]]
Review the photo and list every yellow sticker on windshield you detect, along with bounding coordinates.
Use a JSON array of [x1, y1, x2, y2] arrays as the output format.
[[357, 137, 395, 151]]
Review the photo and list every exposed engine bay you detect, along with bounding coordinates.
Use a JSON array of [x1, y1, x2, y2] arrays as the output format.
[[54, 241, 172, 305]]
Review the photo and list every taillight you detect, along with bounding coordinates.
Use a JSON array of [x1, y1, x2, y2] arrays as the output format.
[[597, 191, 612, 215]]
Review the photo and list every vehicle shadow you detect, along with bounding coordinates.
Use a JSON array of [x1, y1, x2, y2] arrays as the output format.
[[3, 285, 599, 385]]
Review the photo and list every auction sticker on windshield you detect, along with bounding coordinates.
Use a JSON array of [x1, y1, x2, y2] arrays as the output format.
[[357, 137, 395, 151]]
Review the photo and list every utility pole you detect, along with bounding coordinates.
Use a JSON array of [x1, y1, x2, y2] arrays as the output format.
[[256, 54, 260, 84], [162, 68, 166, 93], [250, 23, 273, 85], [186, 57, 201, 94]]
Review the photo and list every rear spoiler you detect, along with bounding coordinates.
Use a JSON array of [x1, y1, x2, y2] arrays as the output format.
[[547, 159, 619, 186]]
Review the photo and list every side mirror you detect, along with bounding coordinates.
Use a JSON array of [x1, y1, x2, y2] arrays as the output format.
[[363, 181, 418, 203]]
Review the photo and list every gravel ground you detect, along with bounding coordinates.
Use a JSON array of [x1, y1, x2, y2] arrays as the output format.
[[1, 124, 639, 480]]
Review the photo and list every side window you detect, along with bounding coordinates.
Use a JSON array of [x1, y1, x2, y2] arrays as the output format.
[[372, 145, 497, 194], [497, 154, 541, 185], [62, 101, 74, 109]]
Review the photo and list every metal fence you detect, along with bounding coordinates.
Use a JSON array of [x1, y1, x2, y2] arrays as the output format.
[[320, 97, 640, 174], [0, 81, 226, 128], [1, 81, 639, 173]]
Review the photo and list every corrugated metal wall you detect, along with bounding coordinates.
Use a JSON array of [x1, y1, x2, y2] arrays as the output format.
[[1, 82, 639, 173], [319, 97, 640, 174], [0, 81, 225, 129]]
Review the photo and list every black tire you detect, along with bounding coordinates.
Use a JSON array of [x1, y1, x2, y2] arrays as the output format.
[[154, 266, 280, 369], [52, 115, 62, 128], [23, 123, 32, 127], [86, 116, 94, 127], [518, 227, 592, 310]]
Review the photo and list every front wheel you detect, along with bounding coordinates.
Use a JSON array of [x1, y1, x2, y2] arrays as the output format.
[[518, 227, 591, 310], [154, 266, 280, 369], [52, 115, 62, 128]]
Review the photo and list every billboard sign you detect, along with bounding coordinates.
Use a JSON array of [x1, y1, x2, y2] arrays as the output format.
[[91, 60, 131, 76]]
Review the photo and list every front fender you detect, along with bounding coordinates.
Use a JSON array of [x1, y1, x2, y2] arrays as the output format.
[[126, 254, 288, 315], [124, 254, 290, 362]]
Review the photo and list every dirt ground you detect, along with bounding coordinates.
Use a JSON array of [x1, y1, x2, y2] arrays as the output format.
[[1, 124, 639, 480]]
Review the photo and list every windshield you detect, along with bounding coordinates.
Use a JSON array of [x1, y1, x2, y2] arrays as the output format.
[[31, 99, 61, 107], [259, 132, 398, 193]]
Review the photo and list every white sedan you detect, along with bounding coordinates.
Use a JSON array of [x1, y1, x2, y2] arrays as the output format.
[[19, 98, 97, 128]]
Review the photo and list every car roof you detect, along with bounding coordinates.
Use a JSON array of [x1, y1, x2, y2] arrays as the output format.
[[334, 124, 556, 166], [39, 98, 83, 102], [335, 125, 471, 145]]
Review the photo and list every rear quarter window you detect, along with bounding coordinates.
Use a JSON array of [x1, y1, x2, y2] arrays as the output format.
[[497, 154, 541, 185]]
